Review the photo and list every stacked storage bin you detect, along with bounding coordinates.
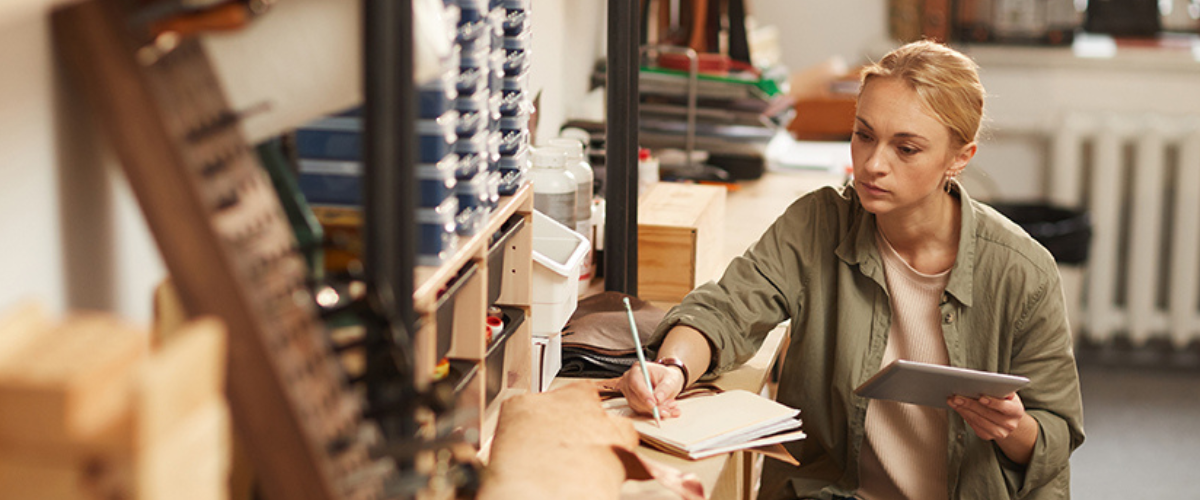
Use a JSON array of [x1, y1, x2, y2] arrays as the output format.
[[453, 0, 494, 236], [294, 0, 462, 267], [497, 0, 531, 195]]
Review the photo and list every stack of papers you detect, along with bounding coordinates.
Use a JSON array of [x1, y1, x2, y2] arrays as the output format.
[[607, 389, 805, 461]]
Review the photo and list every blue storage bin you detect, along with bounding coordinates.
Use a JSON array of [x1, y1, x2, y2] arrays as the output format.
[[417, 197, 460, 267], [454, 173, 491, 236], [455, 90, 489, 113], [454, 129, 488, 153], [486, 170, 501, 209], [498, 114, 528, 155], [502, 32, 531, 76], [455, 151, 486, 179], [297, 159, 361, 206], [488, 49, 505, 93], [417, 155, 459, 208], [459, 5, 486, 24], [457, 16, 488, 43], [502, 48, 529, 76], [456, 109, 487, 137], [418, 74, 457, 119], [455, 0, 487, 10], [503, 8, 528, 35], [295, 116, 361, 161], [459, 39, 489, 68], [498, 165, 526, 195], [417, 112, 457, 164], [456, 66, 489, 94], [498, 146, 529, 195], [455, 130, 488, 179], [488, 6, 505, 42], [500, 88, 526, 116]]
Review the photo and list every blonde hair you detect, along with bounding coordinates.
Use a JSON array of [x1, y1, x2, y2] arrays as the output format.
[[860, 40, 985, 147]]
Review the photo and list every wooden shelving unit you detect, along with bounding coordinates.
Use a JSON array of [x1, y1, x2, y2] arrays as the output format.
[[410, 185, 535, 449]]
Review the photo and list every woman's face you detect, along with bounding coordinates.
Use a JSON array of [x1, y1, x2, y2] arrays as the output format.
[[850, 77, 973, 217]]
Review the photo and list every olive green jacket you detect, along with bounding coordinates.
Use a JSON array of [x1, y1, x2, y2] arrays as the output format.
[[650, 183, 1085, 499]]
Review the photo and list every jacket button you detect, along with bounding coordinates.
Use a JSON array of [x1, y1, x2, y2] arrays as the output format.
[[944, 312, 955, 323], [941, 293, 949, 305]]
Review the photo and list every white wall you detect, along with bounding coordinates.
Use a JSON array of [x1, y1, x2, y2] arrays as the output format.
[[0, 9, 168, 322], [528, 0, 606, 142], [0, 17, 66, 315], [749, 0, 892, 72]]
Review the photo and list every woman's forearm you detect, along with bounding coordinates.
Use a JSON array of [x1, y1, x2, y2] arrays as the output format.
[[655, 325, 714, 387]]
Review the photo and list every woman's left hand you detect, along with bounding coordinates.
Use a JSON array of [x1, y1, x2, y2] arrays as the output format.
[[948, 392, 1038, 464]]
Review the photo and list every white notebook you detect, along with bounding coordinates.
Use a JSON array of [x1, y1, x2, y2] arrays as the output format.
[[607, 389, 805, 460]]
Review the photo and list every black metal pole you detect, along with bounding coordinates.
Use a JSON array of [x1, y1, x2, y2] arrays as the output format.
[[363, 0, 417, 443], [605, 0, 639, 294], [363, 0, 416, 344]]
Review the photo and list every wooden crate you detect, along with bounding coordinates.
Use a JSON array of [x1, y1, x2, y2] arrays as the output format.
[[0, 303, 229, 500], [637, 183, 727, 303]]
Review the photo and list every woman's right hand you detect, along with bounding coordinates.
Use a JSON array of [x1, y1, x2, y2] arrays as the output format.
[[617, 361, 686, 418]]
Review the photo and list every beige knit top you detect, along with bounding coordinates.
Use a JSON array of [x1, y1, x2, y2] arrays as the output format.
[[857, 231, 952, 500]]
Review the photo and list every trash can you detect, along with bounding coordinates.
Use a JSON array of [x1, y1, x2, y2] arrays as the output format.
[[991, 203, 1092, 265]]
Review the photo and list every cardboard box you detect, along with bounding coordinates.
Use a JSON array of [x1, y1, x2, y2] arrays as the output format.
[[637, 183, 727, 304]]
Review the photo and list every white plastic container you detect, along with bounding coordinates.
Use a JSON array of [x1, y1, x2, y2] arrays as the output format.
[[549, 138, 595, 294], [531, 210, 588, 337], [531, 331, 562, 393], [530, 146, 576, 230]]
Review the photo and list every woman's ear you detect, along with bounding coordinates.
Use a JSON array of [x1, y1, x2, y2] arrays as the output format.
[[948, 142, 977, 178]]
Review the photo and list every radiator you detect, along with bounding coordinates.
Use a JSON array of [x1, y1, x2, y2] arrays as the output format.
[[1049, 112, 1200, 347]]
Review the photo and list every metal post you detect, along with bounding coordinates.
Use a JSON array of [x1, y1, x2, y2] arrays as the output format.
[[363, 0, 417, 443], [606, 0, 639, 294]]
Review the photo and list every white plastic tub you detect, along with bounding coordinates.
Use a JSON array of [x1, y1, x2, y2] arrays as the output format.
[[531, 210, 588, 337]]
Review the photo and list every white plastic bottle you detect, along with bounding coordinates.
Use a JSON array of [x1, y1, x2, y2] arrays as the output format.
[[530, 146, 577, 230], [637, 147, 659, 199], [550, 138, 594, 294]]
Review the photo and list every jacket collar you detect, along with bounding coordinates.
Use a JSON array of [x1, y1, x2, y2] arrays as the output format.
[[834, 181, 976, 307]]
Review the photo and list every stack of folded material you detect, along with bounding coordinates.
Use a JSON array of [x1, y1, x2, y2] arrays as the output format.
[[557, 292, 666, 379], [592, 61, 792, 181]]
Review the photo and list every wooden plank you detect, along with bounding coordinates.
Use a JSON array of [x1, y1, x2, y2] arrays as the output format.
[[137, 400, 231, 500], [0, 452, 88, 500], [138, 318, 226, 444], [0, 314, 145, 448], [495, 213, 533, 307], [0, 301, 54, 368], [446, 264, 488, 360]]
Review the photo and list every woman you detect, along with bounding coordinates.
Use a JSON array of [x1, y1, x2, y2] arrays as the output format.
[[619, 40, 1084, 499]]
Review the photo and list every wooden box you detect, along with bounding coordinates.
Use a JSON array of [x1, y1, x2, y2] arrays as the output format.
[[788, 94, 856, 141], [637, 183, 727, 303]]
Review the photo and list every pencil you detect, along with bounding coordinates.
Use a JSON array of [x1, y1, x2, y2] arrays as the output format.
[[624, 297, 662, 427]]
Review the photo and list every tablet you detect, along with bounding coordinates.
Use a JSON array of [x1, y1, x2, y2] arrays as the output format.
[[853, 359, 1030, 409]]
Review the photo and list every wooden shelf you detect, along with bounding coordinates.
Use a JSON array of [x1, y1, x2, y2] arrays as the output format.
[[413, 183, 533, 313]]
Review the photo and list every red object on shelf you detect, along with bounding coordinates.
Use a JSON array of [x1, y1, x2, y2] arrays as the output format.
[[656, 51, 752, 76]]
